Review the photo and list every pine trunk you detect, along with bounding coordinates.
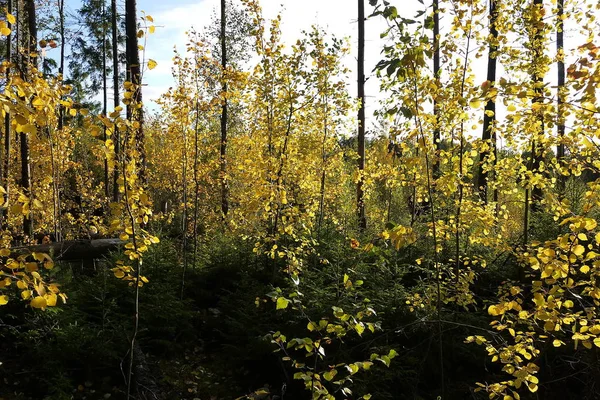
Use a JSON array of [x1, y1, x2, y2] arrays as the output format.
[[3, 0, 11, 227], [112, 0, 120, 201], [478, 0, 498, 203], [125, 0, 144, 181], [220, 0, 229, 217], [432, 0, 440, 178], [22, 0, 36, 237], [556, 0, 565, 193], [357, 0, 366, 231]]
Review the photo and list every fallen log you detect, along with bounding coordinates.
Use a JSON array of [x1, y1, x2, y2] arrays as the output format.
[[10, 238, 125, 261]]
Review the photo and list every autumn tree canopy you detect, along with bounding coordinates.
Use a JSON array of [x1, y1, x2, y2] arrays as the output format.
[[1, 0, 600, 399]]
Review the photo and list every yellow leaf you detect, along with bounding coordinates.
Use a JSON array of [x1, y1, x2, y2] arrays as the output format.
[[25, 262, 38, 272], [69, 108, 77, 117], [15, 114, 27, 125], [114, 269, 125, 279], [573, 245, 585, 256], [7, 13, 16, 24], [21, 290, 32, 300], [32, 252, 49, 262], [564, 300, 574, 308], [0, 295, 8, 305], [30, 296, 47, 309], [507, 104, 517, 112], [147, 59, 157, 70], [32, 97, 44, 109], [17, 280, 27, 289], [488, 304, 501, 316], [45, 292, 57, 307], [0, 27, 10, 36], [149, 25, 155, 34], [21, 124, 37, 134], [585, 219, 597, 230], [553, 339, 562, 347], [276, 297, 289, 310], [145, 15, 154, 22]]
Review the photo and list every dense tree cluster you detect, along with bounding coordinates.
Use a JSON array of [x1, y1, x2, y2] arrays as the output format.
[[1, 0, 600, 399]]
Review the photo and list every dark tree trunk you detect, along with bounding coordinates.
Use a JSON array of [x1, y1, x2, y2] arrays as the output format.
[[3, 0, 12, 227], [125, 0, 144, 180], [432, 0, 440, 178], [102, 0, 109, 199], [556, 0, 566, 194], [524, 0, 545, 245], [357, 0, 366, 231], [112, 0, 120, 202], [220, 0, 229, 217], [530, 0, 545, 211], [52, 0, 65, 242], [58, 0, 65, 131], [22, 0, 36, 237], [478, 0, 498, 204]]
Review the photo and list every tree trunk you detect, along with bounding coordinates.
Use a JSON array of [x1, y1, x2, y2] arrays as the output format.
[[11, 238, 125, 261], [530, 0, 545, 211], [52, 0, 65, 242], [103, 0, 109, 199], [3, 0, 12, 227], [357, 0, 366, 231], [112, 0, 120, 202], [556, 0, 566, 194], [58, 0, 65, 131], [478, 0, 498, 204], [524, 0, 545, 245], [125, 0, 145, 182], [22, 0, 36, 237], [220, 0, 229, 217], [432, 0, 440, 178]]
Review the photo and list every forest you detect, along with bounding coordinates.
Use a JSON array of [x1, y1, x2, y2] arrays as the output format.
[[0, 0, 600, 398]]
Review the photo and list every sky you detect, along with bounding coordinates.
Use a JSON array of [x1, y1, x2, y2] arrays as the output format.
[[137, 0, 420, 116]]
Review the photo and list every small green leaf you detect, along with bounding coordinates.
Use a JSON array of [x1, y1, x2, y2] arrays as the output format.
[[355, 323, 365, 336], [307, 321, 318, 331], [323, 369, 337, 381], [276, 297, 289, 310]]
